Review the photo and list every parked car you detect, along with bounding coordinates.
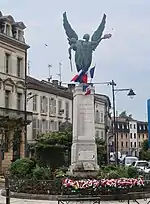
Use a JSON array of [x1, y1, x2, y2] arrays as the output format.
[[123, 156, 138, 167], [132, 160, 150, 173]]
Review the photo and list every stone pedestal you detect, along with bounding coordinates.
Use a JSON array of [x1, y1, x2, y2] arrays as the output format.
[[69, 85, 99, 177]]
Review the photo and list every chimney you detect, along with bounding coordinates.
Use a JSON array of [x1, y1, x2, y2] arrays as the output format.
[[52, 80, 58, 86], [68, 84, 75, 92]]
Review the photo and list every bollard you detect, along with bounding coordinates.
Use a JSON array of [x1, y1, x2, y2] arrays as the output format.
[[5, 176, 10, 204]]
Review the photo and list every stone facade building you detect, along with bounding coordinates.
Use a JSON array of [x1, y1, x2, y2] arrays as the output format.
[[26, 77, 111, 144], [0, 11, 32, 173], [110, 114, 148, 157]]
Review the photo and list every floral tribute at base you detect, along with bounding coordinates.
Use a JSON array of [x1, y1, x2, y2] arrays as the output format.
[[62, 178, 144, 194]]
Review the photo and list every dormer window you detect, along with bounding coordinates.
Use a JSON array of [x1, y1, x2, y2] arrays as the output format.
[[6, 24, 10, 36], [18, 30, 22, 41]]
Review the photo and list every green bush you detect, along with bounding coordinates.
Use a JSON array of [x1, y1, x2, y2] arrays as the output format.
[[9, 158, 36, 178], [127, 166, 138, 178], [98, 165, 129, 179], [32, 165, 51, 180], [107, 170, 120, 179]]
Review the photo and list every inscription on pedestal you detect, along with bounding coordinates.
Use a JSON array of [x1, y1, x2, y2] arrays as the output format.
[[78, 151, 95, 161]]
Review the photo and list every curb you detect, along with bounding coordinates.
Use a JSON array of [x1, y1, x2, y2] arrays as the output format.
[[1, 189, 150, 201]]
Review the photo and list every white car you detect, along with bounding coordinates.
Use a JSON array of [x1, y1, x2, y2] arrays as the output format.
[[123, 156, 138, 167], [132, 160, 149, 172]]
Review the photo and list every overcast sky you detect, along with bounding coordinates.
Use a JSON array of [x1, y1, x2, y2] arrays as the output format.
[[1, 0, 150, 121]]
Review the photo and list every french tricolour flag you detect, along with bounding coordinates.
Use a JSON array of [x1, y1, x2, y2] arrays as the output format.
[[71, 70, 87, 83], [71, 66, 95, 84]]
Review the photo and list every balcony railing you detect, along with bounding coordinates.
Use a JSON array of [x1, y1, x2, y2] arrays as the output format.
[[0, 107, 32, 122]]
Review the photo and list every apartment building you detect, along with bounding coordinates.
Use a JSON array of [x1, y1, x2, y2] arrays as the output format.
[[26, 77, 111, 144], [110, 114, 148, 157], [0, 11, 32, 172]]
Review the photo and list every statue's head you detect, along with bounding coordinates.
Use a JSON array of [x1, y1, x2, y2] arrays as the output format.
[[83, 34, 90, 41], [70, 38, 77, 44]]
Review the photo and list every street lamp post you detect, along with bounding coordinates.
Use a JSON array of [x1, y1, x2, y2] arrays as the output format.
[[110, 81, 136, 165]]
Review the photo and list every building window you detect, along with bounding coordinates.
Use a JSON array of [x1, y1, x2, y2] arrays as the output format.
[[6, 24, 10, 35], [58, 100, 63, 115], [126, 142, 128, 147], [18, 30, 22, 40], [100, 112, 104, 123], [40, 96, 48, 113], [139, 142, 141, 148], [49, 98, 56, 115], [46, 120, 49, 133], [5, 130, 9, 152], [33, 95, 37, 111], [32, 119, 37, 139], [139, 134, 140, 139], [54, 121, 58, 131], [5, 53, 10, 74], [134, 142, 136, 148], [95, 110, 100, 123], [121, 141, 123, 148], [5, 90, 10, 108], [122, 124, 124, 129], [143, 134, 144, 139], [134, 124, 136, 129], [95, 130, 99, 138], [130, 124, 132, 129], [101, 131, 104, 140], [126, 134, 128, 139], [130, 142, 132, 148], [17, 93, 22, 110], [134, 133, 136, 139], [130, 133, 132, 139], [121, 134, 123, 139], [17, 57, 22, 77], [65, 102, 69, 118]]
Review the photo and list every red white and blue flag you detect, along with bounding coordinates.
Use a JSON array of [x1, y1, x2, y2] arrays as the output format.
[[71, 70, 88, 83], [71, 66, 95, 84]]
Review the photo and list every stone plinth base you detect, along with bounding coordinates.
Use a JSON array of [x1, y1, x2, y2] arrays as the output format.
[[69, 85, 99, 178]]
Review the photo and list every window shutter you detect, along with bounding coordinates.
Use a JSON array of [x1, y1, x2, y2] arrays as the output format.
[[40, 96, 43, 112]]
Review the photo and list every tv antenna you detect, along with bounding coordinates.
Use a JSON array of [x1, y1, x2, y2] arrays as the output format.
[[48, 64, 52, 82], [57, 62, 62, 85]]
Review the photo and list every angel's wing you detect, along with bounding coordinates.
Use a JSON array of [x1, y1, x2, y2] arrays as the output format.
[[63, 12, 78, 45], [91, 14, 106, 50]]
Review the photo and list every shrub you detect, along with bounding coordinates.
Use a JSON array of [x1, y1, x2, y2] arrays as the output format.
[[9, 158, 36, 178], [128, 166, 138, 178], [98, 165, 128, 179], [32, 165, 52, 180]]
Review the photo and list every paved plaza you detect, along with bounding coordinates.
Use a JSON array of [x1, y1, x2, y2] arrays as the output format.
[[0, 190, 150, 204]]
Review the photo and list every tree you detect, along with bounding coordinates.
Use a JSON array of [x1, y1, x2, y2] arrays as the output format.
[[35, 127, 72, 169], [119, 111, 127, 118], [142, 139, 149, 151], [96, 137, 107, 165], [139, 139, 150, 160]]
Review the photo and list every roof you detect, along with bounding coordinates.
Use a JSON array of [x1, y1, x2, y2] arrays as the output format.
[[0, 11, 26, 29], [27, 76, 111, 106], [95, 94, 111, 108], [27, 76, 73, 100]]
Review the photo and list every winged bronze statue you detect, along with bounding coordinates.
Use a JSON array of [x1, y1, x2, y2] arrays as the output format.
[[63, 12, 112, 73]]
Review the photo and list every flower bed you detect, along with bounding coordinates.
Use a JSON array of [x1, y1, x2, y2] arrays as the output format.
[[62, 178, 145, 194], [7, 177, 147, 196]]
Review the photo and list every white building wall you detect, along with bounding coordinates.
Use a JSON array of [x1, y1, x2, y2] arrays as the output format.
[[0, 36, 26, 111], [27, 89, 73, 142], [129, 121, 138, 156], [95, 101, 106, 140], [27, 87, 109, 143]]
